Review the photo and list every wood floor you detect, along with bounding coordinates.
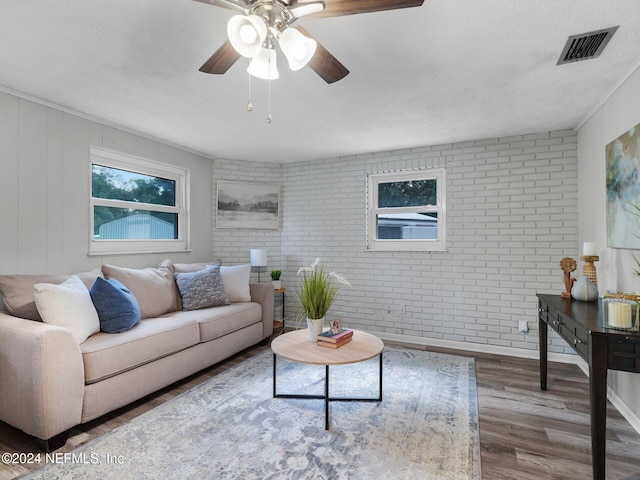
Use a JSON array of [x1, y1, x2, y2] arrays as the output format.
[[1, 336, 639, 479]]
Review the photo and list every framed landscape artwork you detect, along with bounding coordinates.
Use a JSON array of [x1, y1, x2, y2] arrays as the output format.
[[606, 122, 640, 248], [216, 181, 280, 229]]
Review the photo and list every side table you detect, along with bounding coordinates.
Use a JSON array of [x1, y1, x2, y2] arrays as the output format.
[[274, 287, 286, 333]]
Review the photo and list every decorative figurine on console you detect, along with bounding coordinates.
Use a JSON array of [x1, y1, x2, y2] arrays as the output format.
[[560, 257, 577, 299]]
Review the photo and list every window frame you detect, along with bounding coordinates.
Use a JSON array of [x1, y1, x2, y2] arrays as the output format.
[[366, 168, 446, 252], [89, 146, 191, 256]]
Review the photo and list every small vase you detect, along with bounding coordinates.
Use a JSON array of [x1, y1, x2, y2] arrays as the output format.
[[272, 280, 281, 289], [571, 277, 598, 302], [306, 317, 324, 342]]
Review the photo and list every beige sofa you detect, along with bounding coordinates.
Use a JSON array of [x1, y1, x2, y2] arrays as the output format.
[[0, 261, 274, 451]]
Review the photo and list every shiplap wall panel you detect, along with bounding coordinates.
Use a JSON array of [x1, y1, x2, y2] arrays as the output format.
[[100, 125, 116, 150], [167, 144, 213, 262], [46, 108, 65, 274], [62, 113, 100, 272], [0, 91, 215, 276], [17, 101, 49, 272], [0, 94, 19, 273]]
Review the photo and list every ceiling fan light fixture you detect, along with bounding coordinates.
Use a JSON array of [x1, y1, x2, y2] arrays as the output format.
[[279, 27, 317, 71], [247, 47, 279, 80], [227, 15, 267, 58]]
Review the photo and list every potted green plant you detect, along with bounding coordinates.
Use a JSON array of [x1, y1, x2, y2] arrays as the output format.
[[270, 270, 282, 289], [297, 258, 351, 341]]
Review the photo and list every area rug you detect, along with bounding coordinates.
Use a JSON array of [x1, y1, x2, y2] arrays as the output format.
[[21, 346, 481, 480]]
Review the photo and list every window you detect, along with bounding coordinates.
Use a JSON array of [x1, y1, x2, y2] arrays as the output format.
[[89, 146, 190, 255], [367, 168, 446, 251]]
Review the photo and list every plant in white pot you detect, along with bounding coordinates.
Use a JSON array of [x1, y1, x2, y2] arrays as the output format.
[[270, 270, 282, 289], [297, 258, 351, 342]]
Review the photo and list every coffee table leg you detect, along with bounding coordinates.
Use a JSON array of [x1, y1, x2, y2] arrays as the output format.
[[273, 353, 277, 397], [273, 352, 383, 430], [325, 365, 330, 430], [378, 352, 383, 401]]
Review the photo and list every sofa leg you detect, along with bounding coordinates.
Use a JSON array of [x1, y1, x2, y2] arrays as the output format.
[[258, 336, 270, 346], [39, 430, 70, 452]]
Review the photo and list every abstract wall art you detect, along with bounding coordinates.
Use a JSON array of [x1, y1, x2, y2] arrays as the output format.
[[606, 122, 640, 248]]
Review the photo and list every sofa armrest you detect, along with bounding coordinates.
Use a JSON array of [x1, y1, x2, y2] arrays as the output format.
[[0, 311, 84, 441], [249, 283, 274, 339]]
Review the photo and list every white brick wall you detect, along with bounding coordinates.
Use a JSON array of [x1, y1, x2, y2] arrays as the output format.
[[213, 131, 578, 354], [281, 131, 578, 353]]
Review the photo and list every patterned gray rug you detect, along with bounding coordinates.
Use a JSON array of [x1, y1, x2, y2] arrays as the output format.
[[22, 346, 481, 480]]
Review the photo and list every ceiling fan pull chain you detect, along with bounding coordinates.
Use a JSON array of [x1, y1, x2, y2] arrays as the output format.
[[246, 70, 254, 112]]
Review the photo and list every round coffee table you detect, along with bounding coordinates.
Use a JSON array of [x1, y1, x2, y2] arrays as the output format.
[[271, 328, 384, 429]]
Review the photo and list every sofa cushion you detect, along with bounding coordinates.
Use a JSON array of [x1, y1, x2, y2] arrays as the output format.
[[90, 277, 141, 333], [33, 276, 101, 344], [220, 264, 251, 303], [0, 268, 103, 321], [162, 302, 261, 342], [102, 260, 179, 319], [174, 266, 229, 311], [81, 315, 200, 384], [172, 260, 221, 274]]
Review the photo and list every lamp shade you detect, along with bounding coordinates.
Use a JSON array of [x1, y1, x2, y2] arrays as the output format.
[[247, 47, 279, 79], [227, 15, 267, 58], [250, 249, 268, 267], [279, 27, 317, 71]]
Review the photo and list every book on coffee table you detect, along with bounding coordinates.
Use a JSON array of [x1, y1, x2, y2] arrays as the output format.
[[317, 336, 353, 349], [317, 328, 353, 343]]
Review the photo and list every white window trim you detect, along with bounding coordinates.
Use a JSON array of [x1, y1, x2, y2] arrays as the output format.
[[366, 168, 446, 252], [89, 146, 191, 256]]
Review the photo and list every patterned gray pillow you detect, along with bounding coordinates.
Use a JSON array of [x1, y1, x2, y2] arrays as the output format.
[[174, 266, 230, 311]]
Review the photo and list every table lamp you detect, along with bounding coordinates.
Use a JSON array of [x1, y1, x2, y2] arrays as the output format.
[[250, 248, 267, 282]]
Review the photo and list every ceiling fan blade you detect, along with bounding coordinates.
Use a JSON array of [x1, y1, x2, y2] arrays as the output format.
[[199, 40, 242, 74], [191, 0, 250, 15], [306, 0, 424, 18], [287, 0, 325, 19], [296, 27, 349, 84]]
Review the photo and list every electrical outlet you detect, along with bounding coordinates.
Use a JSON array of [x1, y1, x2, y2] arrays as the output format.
[[385, 305, 392, 315], [518, 320, 529, 334]]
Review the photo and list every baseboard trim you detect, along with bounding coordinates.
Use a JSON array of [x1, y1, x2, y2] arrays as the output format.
[[371, 330, 577, 364], [607, 387, 640, 434]]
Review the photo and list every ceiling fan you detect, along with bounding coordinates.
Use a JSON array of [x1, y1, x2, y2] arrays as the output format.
[[194, 0, 425, 84]]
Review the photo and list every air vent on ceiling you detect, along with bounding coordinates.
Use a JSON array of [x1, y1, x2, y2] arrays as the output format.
[[557, 26, 619, 65]]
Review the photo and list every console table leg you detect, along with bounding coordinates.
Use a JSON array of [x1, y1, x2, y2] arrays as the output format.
[[589, 335, 608, 480], [539, 316, 548, 391]]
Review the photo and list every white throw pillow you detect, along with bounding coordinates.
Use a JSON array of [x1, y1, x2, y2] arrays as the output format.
[[34, 276, 100, 343], [220, 264, 251, 303]]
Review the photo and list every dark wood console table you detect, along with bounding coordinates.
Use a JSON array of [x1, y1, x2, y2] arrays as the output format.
[[537, 294, 640, 480]]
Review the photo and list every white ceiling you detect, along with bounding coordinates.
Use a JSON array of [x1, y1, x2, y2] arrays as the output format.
[[1, 1, 639, 163]]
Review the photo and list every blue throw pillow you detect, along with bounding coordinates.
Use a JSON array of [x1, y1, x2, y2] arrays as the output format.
[[90, 277, 141, 333]]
